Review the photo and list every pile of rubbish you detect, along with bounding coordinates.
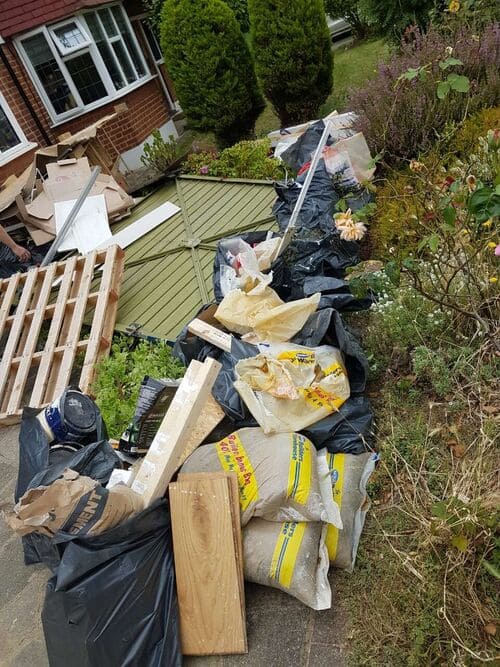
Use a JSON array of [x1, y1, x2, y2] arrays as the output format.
[[3, 112, 380, 664]]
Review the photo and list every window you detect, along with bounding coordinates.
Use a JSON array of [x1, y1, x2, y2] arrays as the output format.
[[17, 4, 150, 122], [0, 92, 33, 165], [140, 19, 163, 63]]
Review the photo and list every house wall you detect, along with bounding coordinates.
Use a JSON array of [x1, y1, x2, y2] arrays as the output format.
[[0, 2, 179, 182]]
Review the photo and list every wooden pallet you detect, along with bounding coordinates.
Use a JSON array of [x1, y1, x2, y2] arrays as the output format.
[[0, 245, 124, 426]]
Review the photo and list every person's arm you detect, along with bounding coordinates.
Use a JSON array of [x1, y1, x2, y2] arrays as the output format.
[[0, 226, 31, 262]]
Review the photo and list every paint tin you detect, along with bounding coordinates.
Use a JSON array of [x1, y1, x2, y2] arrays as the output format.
[[37, 388, 100, 444]]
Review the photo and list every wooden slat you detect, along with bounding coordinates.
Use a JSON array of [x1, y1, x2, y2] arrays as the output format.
[[6, 263, 58, 414], [0, 269, 38, 408], [131, 357, 222, 506], [0, 272, 21, 340], [178, 394, 225, 466], [169, 474, 247, 656], [51, 251, 97, 399], [4, 291, 100, 327], [79, 245, 124, 392], [29, 257, 78, 408]]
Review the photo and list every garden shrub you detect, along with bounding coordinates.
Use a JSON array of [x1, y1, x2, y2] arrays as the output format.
[[348, 23, 500, 166], [357, 0, 435, 41], [248, 0, 333, 126], [141, 131, 178, 174], [160, 0, 264, 146], [92, 338, 185, 439], [223, 0, 250, 32], [450, 106, 500, 156], [182, 139, 287, 180]]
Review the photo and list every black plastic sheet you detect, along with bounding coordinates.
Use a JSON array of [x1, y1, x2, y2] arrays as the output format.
[[42, 500, 181, 667]]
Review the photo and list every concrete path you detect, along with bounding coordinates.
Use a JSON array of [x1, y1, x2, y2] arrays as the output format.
[[0, 425, 347, 667]]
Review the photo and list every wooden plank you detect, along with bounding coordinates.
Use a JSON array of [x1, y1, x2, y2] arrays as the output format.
[[179, 471, 245, 626], [0, 273, 21, 340], [0, 269, 38, 407], [51, 251, 97, 398], [29, 256, 78, 408], [78, 244, 124, 392], [169, 474, 247, 655], [6, 263, 58, 414], [187, 318, 232, 352], [178, 393, 225, 466], [131, 357, 221, 506], [96, 201, 180, 250], [4, 291, 100, 327]]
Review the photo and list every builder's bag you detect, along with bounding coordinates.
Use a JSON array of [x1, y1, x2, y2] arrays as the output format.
[[181, 428, 342, 527], [243, 518, 331, 610], [326, 452, 379, 571], [42, 500, 181, 667]]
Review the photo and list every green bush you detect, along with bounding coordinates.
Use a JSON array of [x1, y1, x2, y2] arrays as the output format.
[[91, 338, 185, 439], [141, 131, 177, 174], [324, 0, 369, 39], [357, 0, 435, 41], [161, 0, 264, 146], [248, 0, 333, 126], [223, 0, 250, 32], [182, 138, 287, 180]]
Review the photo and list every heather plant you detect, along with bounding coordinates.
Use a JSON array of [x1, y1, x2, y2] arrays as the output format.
[[348, 23, 500, 166]]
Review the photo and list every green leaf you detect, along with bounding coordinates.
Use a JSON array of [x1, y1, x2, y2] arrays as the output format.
[[417, 237, 428, 253], [439, 57, 463, 69], [400, 67, 420, 81], [451, 534, 469, 552], [443, 205, 456, 226], [482, 559, 500, 579], [432, 501, 449, 520], [384, 260, 400, 286], [468, 186, 500, 221], [447, 73, 470, 93], [437, 81, 450, 99], [428, 233, 440, 253], [368, 151, 384, 169]]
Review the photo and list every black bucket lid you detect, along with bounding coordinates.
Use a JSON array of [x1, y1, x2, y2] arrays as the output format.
[[60, 390, 100, 436]]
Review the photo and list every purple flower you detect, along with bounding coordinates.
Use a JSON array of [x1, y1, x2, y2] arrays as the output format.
[[199, 166, 209, 175], [495, 244, 500, 257]]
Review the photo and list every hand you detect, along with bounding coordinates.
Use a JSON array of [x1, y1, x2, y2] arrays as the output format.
[[12, 244, 31, 263]]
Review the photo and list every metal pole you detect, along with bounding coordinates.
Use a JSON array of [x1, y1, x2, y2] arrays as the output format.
[[274, 120, 332, 259], [41, 166, 101, 267]]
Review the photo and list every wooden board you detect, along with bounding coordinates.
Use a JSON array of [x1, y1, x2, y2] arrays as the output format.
[[97, 201, 180, 250], [169, 473, 247, 655], [131, 357, 222, 506], [179, 471, 245, 625], [179, 392, 225, 465], [187, 318, 232, 352], [0, 246, 124, 426]]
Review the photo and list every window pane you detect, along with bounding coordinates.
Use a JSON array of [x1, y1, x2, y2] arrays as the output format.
[[98, 8, 117, 37], [65, 52, 107, 105], [141, 19, 162, 62], [0, 106, 21, 153], [111, 40, 136, 84], [111, 6, 146, 76], [21, 33, 77, 115], [52, 21, 87, 51], [85, 13, 125, 90]]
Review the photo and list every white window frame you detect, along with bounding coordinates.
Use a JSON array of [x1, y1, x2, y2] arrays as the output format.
[[48, 17, 92, 56], [0, 91, 36, 166], [139, 18, 164, 65], [15, 3, 152, 126]]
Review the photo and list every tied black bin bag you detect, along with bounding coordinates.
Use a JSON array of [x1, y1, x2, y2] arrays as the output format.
[[42, 500, 181, 667]]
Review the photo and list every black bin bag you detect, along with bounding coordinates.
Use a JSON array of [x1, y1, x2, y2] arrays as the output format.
[[16, 408, 120, 569], [42, 499, 181, 667]]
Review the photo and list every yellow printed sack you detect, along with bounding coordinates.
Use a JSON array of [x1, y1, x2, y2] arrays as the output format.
[[180, 427, 342, 528], [325, 452, 378, 571], [243, 518, 331, 610], [234, 343, 350, 433]]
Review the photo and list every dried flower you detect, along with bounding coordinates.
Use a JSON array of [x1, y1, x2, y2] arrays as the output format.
[[334, 208, 354, 228], [466, 174, 477, 192], [339, 221, 367, 242], [409, 159, 426, 173], [445, 46, 453, 56], [448, 0, 460, 12]]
